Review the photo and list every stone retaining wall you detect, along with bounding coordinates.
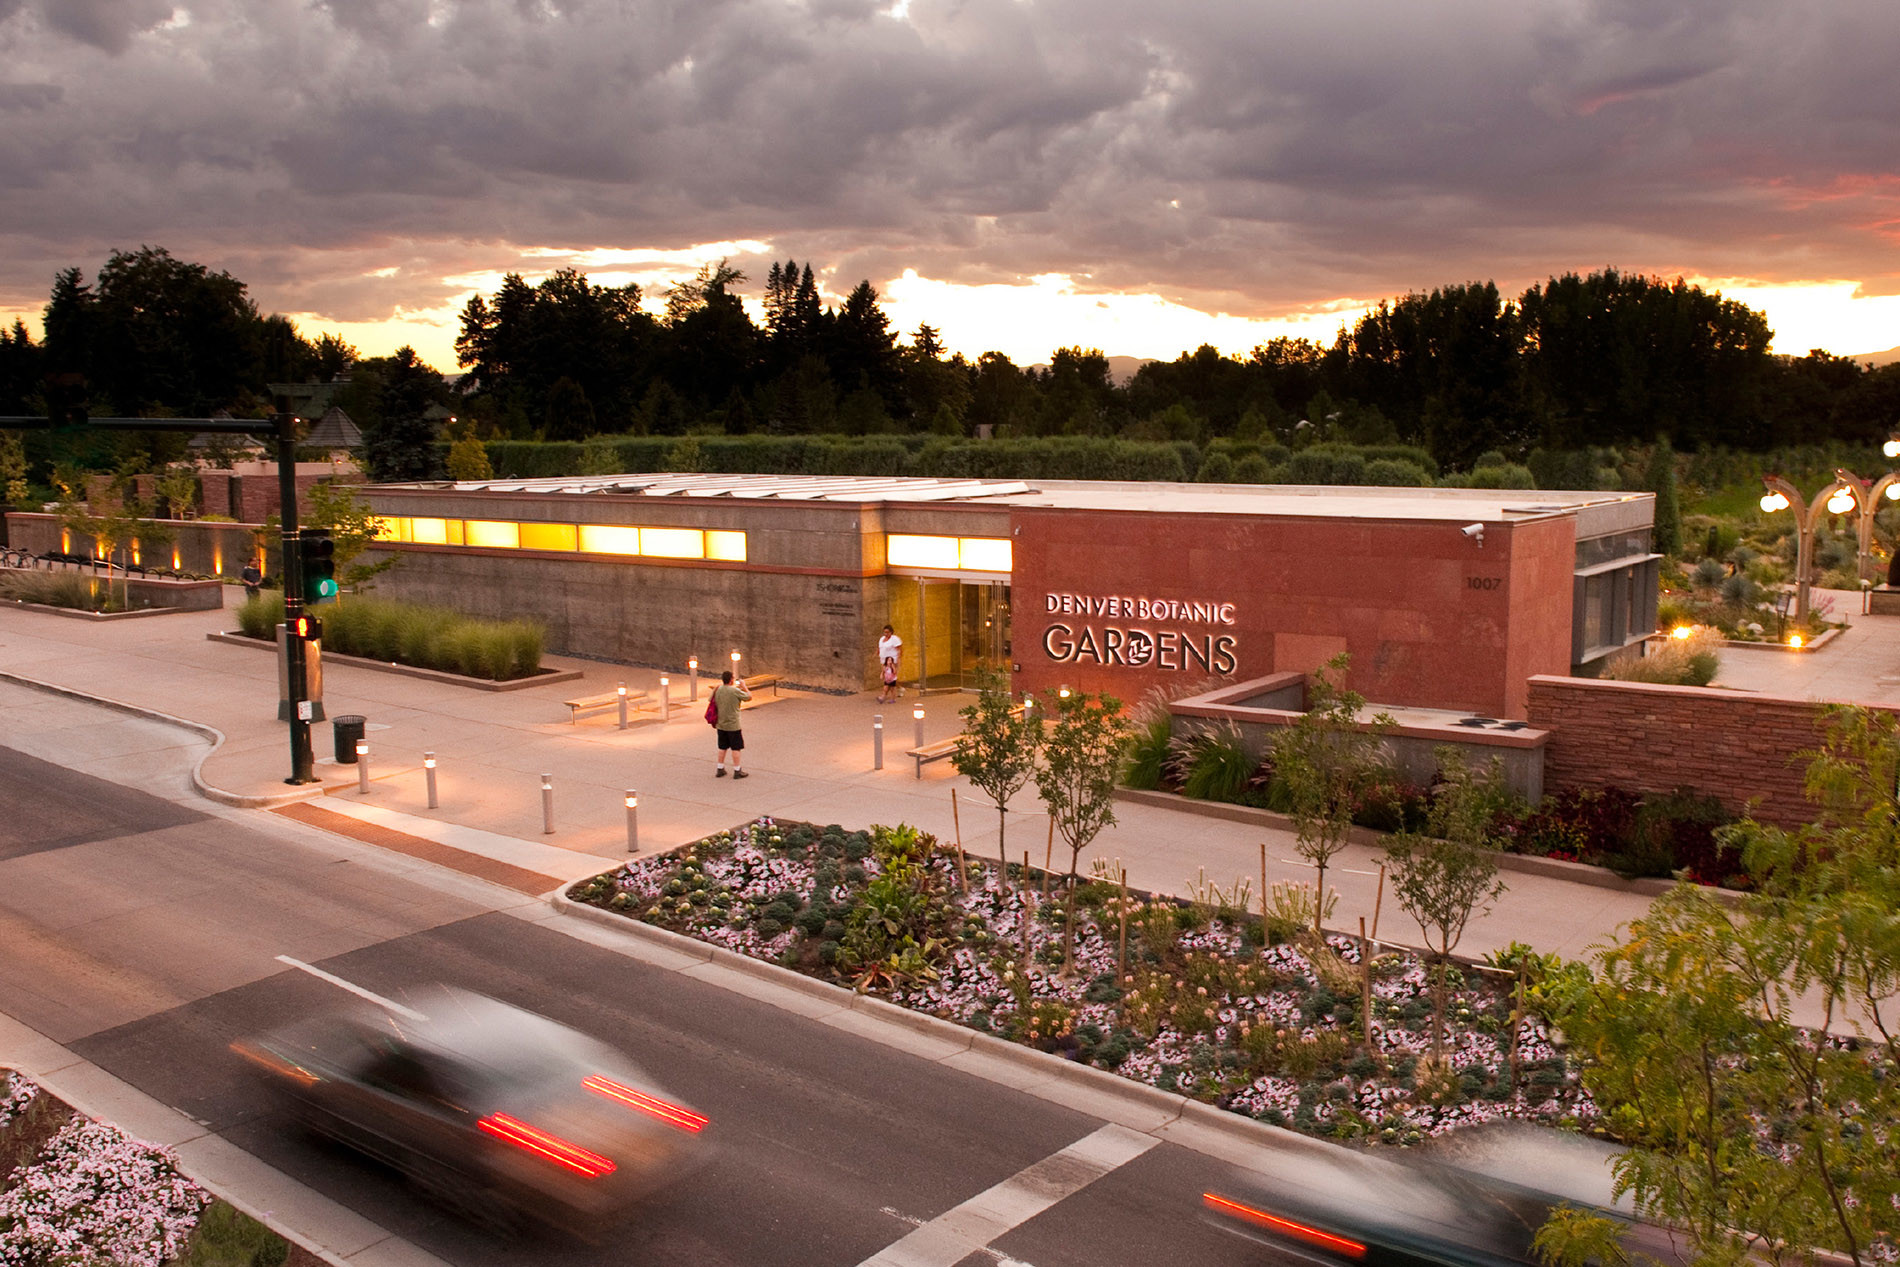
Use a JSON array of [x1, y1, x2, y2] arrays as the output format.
[[1524, 674, 1870, 827]]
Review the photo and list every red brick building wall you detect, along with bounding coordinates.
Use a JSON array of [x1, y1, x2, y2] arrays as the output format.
[[1524, 674, 1859, 828], [1011, 506, 1577, 718]]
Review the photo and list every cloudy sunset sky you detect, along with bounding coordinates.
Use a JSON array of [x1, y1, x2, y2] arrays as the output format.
[[3, 0, 1898, 373]]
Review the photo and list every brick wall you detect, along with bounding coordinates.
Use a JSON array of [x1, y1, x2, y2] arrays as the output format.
[[1525, 674, 1866, 827]]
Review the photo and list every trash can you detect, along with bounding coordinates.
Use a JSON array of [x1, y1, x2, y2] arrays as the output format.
[[333, 715, 367, 764]]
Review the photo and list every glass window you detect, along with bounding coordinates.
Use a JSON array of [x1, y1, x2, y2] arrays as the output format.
[[578, 524, 642, 555], [410, 517, 450, 545], [705, 530, 747, 562], [518, 522, 578, 552], [464, 520, 519, 549], [957, 538, 1013, 572], [888, 534, 962, 569], [640, 527, 705, 559]]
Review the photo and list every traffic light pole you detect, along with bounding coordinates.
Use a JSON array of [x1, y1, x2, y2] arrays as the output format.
[[276, 410, 317, 784], [2, 407, 323, 786]]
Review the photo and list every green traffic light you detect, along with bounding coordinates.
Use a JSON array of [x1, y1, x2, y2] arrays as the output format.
[[314, 577, 339, 599]]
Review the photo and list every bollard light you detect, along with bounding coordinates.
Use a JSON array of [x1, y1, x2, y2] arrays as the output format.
[[660, 675, 671, 720], [730, 649, 741, 681], [424, 750, 438, 808], [873, 714, 884, 771], [617, 680, 629, 730], [1058, 685, 1072, 699], [356, 739, 370, 794], [913, 705, 925, 752], [625, 788, 639, 853], [541, 772, 555, 834]]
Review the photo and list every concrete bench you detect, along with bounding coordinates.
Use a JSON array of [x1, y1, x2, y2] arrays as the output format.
[[563, 690, 647, 723], [907, 736, 966, 778]]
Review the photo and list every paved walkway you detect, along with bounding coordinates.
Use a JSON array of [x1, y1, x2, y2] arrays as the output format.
[[1710, 585, 1900, 704], [7, 588, 1898, 968]]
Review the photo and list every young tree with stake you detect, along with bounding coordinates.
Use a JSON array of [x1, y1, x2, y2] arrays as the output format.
[[1032, 688, 1128, 974], [1272, 654, 1391, 933], [952, 666, 1040, 887]]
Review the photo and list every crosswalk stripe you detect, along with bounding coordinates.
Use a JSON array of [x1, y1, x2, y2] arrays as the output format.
[[855, 1124, 1158, 1267]]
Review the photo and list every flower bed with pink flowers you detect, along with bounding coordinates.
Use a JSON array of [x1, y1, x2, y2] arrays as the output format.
[[570, 819, 1594, 1147]]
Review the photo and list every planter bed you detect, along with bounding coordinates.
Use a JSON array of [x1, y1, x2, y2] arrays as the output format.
[[207, 630, 584, 692], [570, 819, 1594, 1147], [0, 1069, 317, 1267]]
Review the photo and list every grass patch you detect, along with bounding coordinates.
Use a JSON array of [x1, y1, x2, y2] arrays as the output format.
[[0, 570, 118, 612], [173, 1200, 291, 1267]]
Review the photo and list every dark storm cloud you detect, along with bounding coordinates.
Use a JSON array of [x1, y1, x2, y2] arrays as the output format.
[[1, 0, 1896, 340]]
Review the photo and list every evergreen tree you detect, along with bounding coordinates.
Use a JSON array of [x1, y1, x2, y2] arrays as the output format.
[[363, 347, 446, 482], [1643, 436, 1682, 557]]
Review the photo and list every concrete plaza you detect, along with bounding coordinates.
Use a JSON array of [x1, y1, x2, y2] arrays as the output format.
[[4, 585, 1899, 967]]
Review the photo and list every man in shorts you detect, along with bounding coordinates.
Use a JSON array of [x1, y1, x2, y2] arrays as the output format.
[[876, 624, 903, 703], [712, 670, 753, 778]]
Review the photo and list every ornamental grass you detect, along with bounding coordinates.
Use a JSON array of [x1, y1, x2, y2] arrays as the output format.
[[234, 594, 544, 680]]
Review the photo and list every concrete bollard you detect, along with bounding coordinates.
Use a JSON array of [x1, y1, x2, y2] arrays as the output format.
[[424, 751, 437, 809], [541, 773, 555, 834], [688, 656, 699, 705], [625, 788, 639, 853], [356, 740, 370, 794], [873, 714, 884, 771], [616, 681, 628, 730], [913, 706, 925, 752], [660, 676, 671, 720]]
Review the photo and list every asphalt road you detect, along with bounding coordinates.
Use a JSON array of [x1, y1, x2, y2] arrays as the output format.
[[0, 737, 1289, 1267]]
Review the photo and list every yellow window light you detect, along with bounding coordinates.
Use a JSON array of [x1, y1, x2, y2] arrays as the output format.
[[519, 522, 579, 552], [410, 517, 450, 545], [372, 516, 405, 542], [958, 537, 1013, 572], [640, 527, 705, 559], [464, 519, 520, 549], [706, 530, 748, 562], [578, 524, 643, 555], [888, 534, 961, 569]]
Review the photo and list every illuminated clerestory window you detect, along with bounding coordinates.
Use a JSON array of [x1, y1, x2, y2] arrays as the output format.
[[374, 517, 747, 562], [886, 534, 1012, 573]]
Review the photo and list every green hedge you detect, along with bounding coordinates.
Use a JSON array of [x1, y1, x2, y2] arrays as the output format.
[[235, 594, 545, 681]]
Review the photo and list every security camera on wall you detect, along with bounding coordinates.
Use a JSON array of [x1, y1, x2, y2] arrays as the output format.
[[1461, 523, 1486, 546]]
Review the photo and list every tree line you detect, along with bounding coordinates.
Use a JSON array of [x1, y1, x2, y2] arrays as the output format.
[[3, 247, 1898, 485]]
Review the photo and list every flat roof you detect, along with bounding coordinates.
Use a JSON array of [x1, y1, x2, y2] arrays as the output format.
[[381, 472, 1649, 525]]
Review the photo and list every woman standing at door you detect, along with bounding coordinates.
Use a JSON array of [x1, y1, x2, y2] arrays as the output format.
[[876, 624, 903, 703]]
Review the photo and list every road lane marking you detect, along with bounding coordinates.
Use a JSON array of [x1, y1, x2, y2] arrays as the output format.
[[879, 1211, 1036, 1266], [856, 1123, 1157, 1267], [273, 955, 429, 1022]]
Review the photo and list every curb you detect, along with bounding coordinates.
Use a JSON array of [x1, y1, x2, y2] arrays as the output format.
[[0, 670, 326, 810], [2, 598, 197, 621], [548, 885, 1340, 1164], [206, 631, 586, 692]]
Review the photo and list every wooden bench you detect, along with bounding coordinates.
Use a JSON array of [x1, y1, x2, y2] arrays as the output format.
[[739, 674, 784, 697], [563, 690, 647, 723], [907, 735, 965, 778]]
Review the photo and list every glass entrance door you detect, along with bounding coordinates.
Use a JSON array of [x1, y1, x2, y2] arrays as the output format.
[[905, 578, 1011, 694]]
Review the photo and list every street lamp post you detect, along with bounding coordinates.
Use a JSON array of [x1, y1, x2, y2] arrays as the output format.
[[1760, 473, 1854, 620], [1831, 468, 1900, 583]]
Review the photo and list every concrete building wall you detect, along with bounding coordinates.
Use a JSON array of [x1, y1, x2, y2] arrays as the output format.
[[1525, 674, 1849, 828], [1010, 505, 1575, 718]]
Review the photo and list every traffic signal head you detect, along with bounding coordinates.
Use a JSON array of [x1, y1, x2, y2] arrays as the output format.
[[290, 613, 323, 641], [300, 527, 337, 603]]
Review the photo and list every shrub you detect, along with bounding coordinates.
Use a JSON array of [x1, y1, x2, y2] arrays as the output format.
[[1624, 789, 1735, 883], [1122, 713, 1173, 790], [1169, 724, 1266, 805], [236, 592, 285, 638], [1599, 627, 1720, 687], [1499, 787, 1640, 863], [0, 570, 113, 611]]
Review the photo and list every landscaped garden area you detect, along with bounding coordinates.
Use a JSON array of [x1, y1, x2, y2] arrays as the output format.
[[234, 593, 546, 682], [572, 818, 1589, 1145], [0, 1070, 303, 1267]]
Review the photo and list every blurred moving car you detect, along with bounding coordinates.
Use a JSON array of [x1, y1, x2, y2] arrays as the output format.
[[233, 984, 709, 1234], [1203, 1122, 1675, 1267]]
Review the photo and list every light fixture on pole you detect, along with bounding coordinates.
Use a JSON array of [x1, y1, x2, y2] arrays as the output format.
[[873, 714, 884, 771], [1760, 473, 1854, 619], [625, 789, 639, 854], [1830, 468, 1900, 583], [688, 655, 699, 703], [913, 706, 925, 752], [616, 680, 629, 730], [660, 675, 671, 719], [423, 750, 437, 809]]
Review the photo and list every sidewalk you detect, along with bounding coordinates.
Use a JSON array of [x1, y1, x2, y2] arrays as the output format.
[[1710, 585, 1900, 705], [0, 592, 1681, 967]]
